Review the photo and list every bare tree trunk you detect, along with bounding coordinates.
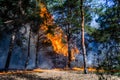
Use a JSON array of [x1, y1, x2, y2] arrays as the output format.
[[66, 4, 72, 68], [5, 31, 16, 70], [80, 0, 88, 74], [67, 35, 72, 68], [25, 27, 31, 69], [65, 21, 72, 68], [35, 33, 39, 68]]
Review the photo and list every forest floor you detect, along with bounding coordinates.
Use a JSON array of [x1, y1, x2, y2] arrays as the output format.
[[0, 69, 120, 80]]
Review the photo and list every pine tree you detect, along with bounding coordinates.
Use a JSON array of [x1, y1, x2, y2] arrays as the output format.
[[80, 0, 88, 74], [92, 0, 120, 73], [0, 0, 41, 70]]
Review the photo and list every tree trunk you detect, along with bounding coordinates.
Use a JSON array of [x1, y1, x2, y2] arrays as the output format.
[[65, 21, 72, 68], [5, 31, 16, 70], [25, 27, 31, 69], [67, 35, 72, 68], [35, 33, 39, 68], [80, 0, 88, 74]]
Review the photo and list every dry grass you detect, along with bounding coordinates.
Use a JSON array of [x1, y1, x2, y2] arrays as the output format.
[[0, 69, 120, 80]]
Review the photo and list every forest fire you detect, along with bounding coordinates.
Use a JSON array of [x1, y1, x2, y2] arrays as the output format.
[[38, 2, 79, 58], [0, 68, 104, 75], [0, 1, 119, 79], [72, 67, 104, 72], [47, 31, 68, 56]]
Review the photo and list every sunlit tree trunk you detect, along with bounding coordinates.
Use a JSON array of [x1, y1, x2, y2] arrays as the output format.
[[80, 0, 88, 74], [25, 27, 31, 69], [5, 30, 16, 70]]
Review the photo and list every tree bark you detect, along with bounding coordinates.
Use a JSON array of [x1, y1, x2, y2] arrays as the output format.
[[5, 31, 16, 70], [66, 3, 72, 68], [80, 0, 88, 74], [35, 32, 39, 68], [25, 27, 31, 69], [65, 20, 72, 68], [67, 34, 72, 68]]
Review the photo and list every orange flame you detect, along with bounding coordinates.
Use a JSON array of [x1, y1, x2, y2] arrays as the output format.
[[38, 2, 79, 58], [47, 28, 68, 56], [72, 67, 105, 72]]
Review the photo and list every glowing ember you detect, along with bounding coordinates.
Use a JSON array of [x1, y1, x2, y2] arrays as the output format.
[[72, 67, 105, 72]]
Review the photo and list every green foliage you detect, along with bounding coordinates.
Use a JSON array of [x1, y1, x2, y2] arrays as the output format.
[[91, 29, 110, 42], [91, 0, 120, 75], [0, 0, 41, 32], [90, 0, 119, 44], [85, 26, 96, 35]]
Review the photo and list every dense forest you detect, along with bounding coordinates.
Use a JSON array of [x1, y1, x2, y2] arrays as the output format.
[[0, 0, 120, 77]]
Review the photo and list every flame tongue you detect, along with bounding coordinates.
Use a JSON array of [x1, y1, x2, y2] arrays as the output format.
[[47, 28, 68, 56], [38, 2, 79, 58]]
